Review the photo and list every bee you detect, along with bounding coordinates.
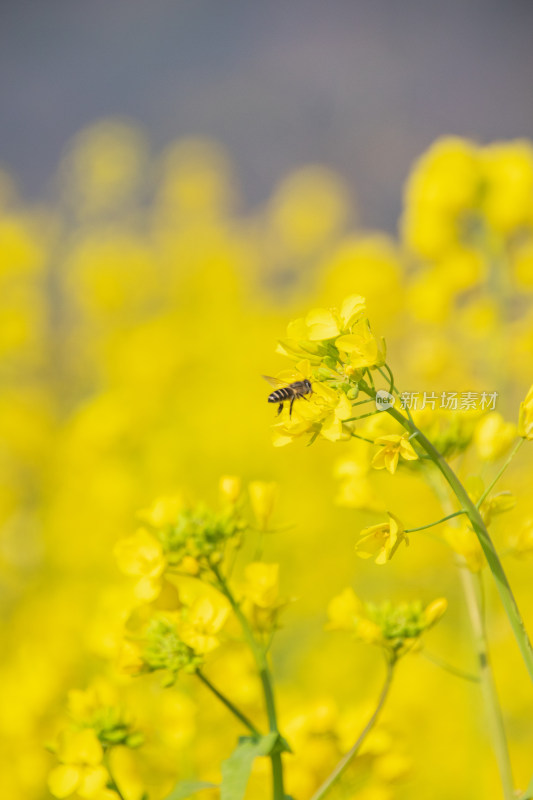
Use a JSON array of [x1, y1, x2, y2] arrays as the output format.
[[263, 375, 313, 417]]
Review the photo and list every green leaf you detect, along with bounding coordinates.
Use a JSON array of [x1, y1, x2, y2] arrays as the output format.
[[163, 779, 218, 800], [221, 733, 279, 800]]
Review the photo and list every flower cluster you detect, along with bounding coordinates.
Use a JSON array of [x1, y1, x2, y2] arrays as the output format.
[[114, 494, 246, 602], [270, 295, 387, 445], [402, 137, 533, 259], [327, 588, 447, 661], [47, 682, 143, 800]]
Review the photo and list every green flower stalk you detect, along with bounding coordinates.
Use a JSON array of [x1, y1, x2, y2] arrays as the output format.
[[269, 296, 533, 688]]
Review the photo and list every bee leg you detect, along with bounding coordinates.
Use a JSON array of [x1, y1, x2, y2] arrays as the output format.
[[277, 403, 284, 415], [289, 395, 296, 417]]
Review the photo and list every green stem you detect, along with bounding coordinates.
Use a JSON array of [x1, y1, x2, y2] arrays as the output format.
[[405, 510, 466, 533], [211, 564, 285, 800], [309, 658, 394, 800], [425, 468, 516, 798], [372, 390, 533, 685], [476, 438, 525, 509], [350, 432, 375, 444], [197, 672, 260, 736], [376, 364, 415, 425], [342, 409, 381, 423], [460, 569, 515, 799], [422, 650, 479, 683]]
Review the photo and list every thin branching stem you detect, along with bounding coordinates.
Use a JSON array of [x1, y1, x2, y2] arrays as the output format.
[[309, 658, 394, 800], [460, 569, 515, 799], [404, 510, 466, 533], [197, 672, 261, 737], [421, 650, 479, 683], [476, 438, 525, 509]]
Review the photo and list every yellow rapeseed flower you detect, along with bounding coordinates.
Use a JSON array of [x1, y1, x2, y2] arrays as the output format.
[[480, 141, 533, 233], [48, 729, 108, 799], [371, 433, 419, 474], [179, 595, 230, 655], [304, 295, 367, 340], [113, 528, 166, 602], [335, 319, 386, 370], [356, 513, 409, 565], [272, 381, 353, 446], [241, 562, 286, 632]]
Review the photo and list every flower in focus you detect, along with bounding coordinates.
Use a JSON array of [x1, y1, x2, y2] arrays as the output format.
[[272, 380, 353, 446], [356, 513, 409, 565], [371, 433, 419, 474], [335, 319, 386, 370], [518, 384, 533, 440]]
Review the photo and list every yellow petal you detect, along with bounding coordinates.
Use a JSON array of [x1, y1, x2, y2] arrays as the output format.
[[305, 308, 340, 340], [371, 450, 387, 470], [134, 575, 161, 602], [340, 294, 367, 328], [114, 528, 165, 579], [48, 765, 81, 798], [384, 450, 399, 474], [58, 728, 103, 767], [78, 765, 109, 798], [320, 413, 343, 442]]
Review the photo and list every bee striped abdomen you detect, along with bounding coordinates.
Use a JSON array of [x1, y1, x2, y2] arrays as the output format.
[[268, 387, 294, 403]]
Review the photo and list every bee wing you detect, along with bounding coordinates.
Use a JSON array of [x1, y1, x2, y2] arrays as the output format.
[[262, 374, 290, 389]]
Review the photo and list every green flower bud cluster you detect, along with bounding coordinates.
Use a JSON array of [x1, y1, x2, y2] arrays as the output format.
[[156, 505, 246, 570], [140, 617, 203, 684]]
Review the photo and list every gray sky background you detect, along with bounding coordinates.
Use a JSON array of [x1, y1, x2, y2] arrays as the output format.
[[1, 0, 533, 230]]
